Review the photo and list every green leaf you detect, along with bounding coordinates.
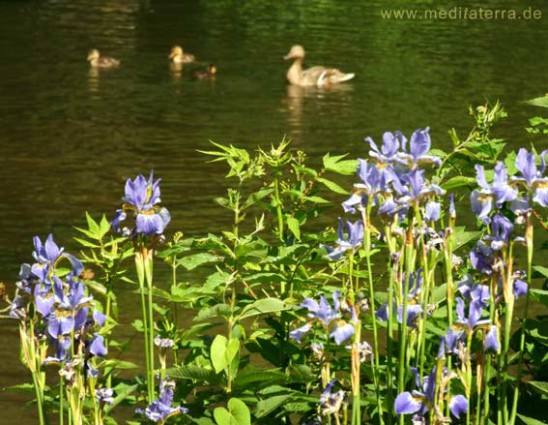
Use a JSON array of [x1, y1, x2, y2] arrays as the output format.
[[211, 335, 229, 373], [440, 176, 476, 190], [533, 265, 548, 278], [166, 365, 220, 384], [104, 383, 138, 414], [453, 226, 482, 250], [255, 394, 292, 418], [239, 298, 290, 320], [527, 381, 548, 395], [214, 398, 251, 425], [194, 303, 232, 322], [286, 217, 301, 240], [530, 289, 548, 306], [317, 177, 349, 195], [322, 153, 358, 175], [177, 253, 223, 270], [525, 95, 548, 108], [233, 369, 287, 390], [517, 413, 546, 425]]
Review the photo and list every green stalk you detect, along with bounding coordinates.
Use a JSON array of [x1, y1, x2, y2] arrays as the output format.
[[510, 216, 533, 424], [399, 214, 416, 425], [384, 224, 397, 425], [135, 251, 153, 401], [361, 205, 384, 424], [144, 248, 156, 399]]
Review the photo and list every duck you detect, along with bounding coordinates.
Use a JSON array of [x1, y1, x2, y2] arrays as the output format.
[[283, 45, 354, 87], [87, 49, 120, 68], [193, 64, 217, 80], [169, 45, 196, 64]]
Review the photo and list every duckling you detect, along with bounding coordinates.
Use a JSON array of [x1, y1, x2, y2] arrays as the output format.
[[87, 49, 120, 68], [284, 45, 354, 87], [169, 45, 196, 64], [194, 64, 217, 80]]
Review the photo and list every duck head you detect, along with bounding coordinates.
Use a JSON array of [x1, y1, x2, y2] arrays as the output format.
[[169, 45, 183, 59], [87, 49, 100, 62], [284, 45, 305, 60]]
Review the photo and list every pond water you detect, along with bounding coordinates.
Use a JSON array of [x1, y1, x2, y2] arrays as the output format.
[[1, 0, 547, 423]]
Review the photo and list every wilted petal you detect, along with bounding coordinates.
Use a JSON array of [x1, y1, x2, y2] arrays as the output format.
[[394, 392, 422, 415]]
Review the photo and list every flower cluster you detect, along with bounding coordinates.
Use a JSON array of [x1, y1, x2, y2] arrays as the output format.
[[342, 128, 444, 219], [136, 378, 188, 424], [10, 235, 107, 367], [111, 171, 171, 237], [290, 291, 356, 345]]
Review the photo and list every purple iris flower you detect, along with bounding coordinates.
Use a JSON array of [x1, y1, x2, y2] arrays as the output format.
[[112, 171, 171, 236], [471, 163, 518, 222], [424, 201, 441, 222], [513, 278, 528, 299], [437, 328, 465, 359], [136, 378, 188, 423], [31, 234, 83, 282], [342, 159, 397, 213], [322, 218, 364, 261], [513, 148, 548, 207], [89, 334, 107, 357], [34, 283, 55, 318], [484, 325, 500, 352], [457, 276, 490, 307], [394, 169, 444, 207], [397, 127, 442, 168], [469, 241, 495, 275], [395, 367, 467, 420], [485, 214, 514, 250], [367, 131, 403, 164], [377, 271, 424, 327], [290, 292, 355, 345], [456, 297, 489, 330]]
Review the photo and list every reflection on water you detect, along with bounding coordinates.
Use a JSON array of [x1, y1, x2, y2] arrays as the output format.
[[1, 0, 548, 423], [284, 84, 355, 138]]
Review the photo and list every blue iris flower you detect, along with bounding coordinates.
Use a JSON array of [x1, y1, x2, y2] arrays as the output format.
[[322, 218, 364, 261], [112, 171, 171, 236], [513, 148, 548, 207], [290, 292, 355, 345], [395, 367, 468, 420], [471, 162, 518, 222], [397, 127, 442, 168], [136, 378, 188, 423]]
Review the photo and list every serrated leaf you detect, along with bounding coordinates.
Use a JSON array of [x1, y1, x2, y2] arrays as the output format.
[[287, 217, 301, 240], [316, 177, 349, 195], [239, 298, 290, 320], [322, 153, 358, 175]]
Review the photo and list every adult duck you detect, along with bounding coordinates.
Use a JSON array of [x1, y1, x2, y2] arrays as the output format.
[[284, 45, 354, 87], [87, 49, 120, 68], [169, 45, 196, 64]]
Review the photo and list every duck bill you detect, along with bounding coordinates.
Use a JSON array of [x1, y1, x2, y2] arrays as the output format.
[[283, 53, 293, 60]]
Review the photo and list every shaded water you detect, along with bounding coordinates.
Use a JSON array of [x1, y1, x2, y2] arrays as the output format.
[[1, 0, 547, 423]]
